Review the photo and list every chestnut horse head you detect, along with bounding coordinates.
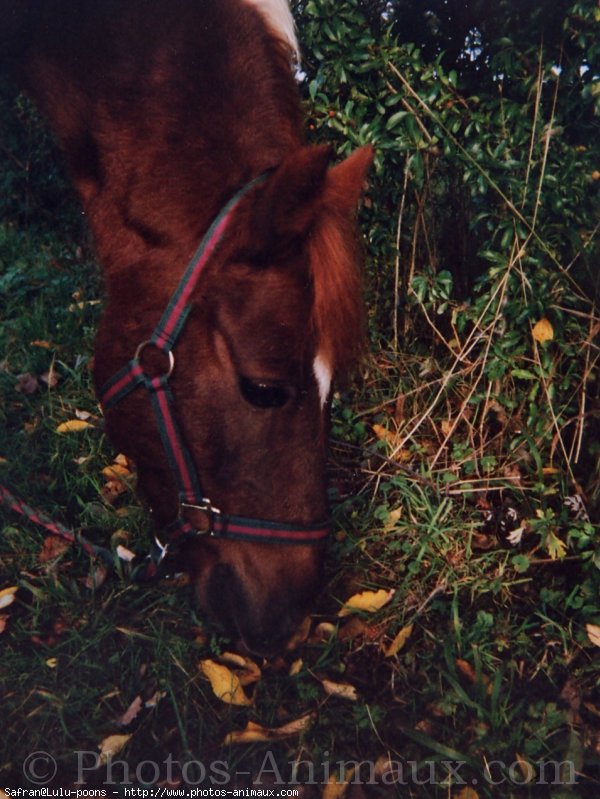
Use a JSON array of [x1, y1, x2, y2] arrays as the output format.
[[6, 0, 372, 655]]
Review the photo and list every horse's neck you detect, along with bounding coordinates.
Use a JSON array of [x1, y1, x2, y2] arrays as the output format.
[[19, 0, 303, 278]]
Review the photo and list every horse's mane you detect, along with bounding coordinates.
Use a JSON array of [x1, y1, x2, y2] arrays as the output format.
[[309, 207, 366, 378]]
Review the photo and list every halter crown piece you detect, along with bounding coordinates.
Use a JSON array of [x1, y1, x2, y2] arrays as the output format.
[[99, 174, 330, 573]]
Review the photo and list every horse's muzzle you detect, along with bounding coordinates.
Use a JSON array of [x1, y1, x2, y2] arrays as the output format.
[[206, 562, 311, 658]]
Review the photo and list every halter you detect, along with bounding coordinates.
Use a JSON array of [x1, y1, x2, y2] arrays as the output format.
[[99, 174, 330, 569]]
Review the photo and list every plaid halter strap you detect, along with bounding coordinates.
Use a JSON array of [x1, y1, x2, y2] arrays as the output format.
[[99, 173, 330, 565]]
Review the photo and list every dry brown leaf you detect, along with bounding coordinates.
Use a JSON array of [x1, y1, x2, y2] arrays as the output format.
[[384, 623, 414, 657], [0, 586, 18, 610], [217, 652, 262, 686], [199, 659, 252, 706], [338, 588, 395, 617], [0, 614, 9, 634], [586, 623, 600, 648], [30, 339, 51, 349], [456, 658, 492, 693], [15, 373, 39, 394], [99, 734, 131, 764], [117, 696, 143, 726], [223, 713, 313, 745], [39, 535, 71, 563], [321, 679, 359, 701], [532, 318, 554, 343], [56, 419, 92, 434], [84, 566, 108, 590]]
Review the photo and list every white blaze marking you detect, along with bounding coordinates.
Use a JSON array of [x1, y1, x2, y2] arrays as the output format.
[[313, 353, 332, 409], [243, 0, 300, 61]]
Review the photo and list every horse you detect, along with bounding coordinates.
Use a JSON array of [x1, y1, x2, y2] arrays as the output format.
[[1, 0, 372, 656]]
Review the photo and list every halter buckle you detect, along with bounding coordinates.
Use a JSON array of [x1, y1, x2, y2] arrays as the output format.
[[181, 499, 222, 536]]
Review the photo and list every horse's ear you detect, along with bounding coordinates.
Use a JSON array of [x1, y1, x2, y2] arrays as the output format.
[[251, 144, 333, 252], [323, 144, 374, 216], [249, 143, 373, 257]]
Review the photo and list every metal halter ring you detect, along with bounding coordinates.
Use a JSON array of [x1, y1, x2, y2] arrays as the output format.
[[134, 340, 175, 379], [181, 499, 222, 536]]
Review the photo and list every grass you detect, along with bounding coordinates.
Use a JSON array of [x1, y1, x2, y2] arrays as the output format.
[[1, 95, 600, 798]]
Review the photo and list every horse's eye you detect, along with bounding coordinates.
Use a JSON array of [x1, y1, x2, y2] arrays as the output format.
[[239, 376, 289, 409]]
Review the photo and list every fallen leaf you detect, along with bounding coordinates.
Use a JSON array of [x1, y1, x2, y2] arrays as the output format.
[[56, 419, 92, 433], [15, 373, 38, 394], [101, 479, 128, 503], [117, 696, 143, 726], [456, 658, 477, 682], [46, 657, 58, 668], [289, 658, 303, 676], [454, 789, 479, 799], [39, 535, 71, 563], [30, 339, 52, 349], [456, 658, 492, 693], [40, 368, 59, 389], [102, 463, 131, 480], [532, 318, 554, 343], [84, 566, 108, 589], [338, 616, 371, 642], [313, 621, 337, 639], [199, 659, 252, 706], [372, 423, 396, 444], [116, 545, 136, 562], [217, 652, 262, 686], [384, 623, 414, 657], [99, 734, 131, 764], [0, 615, 9, 633], [321, 679, 359, 701], [223, 713, 314, 745], [586, 624, 600, 648], [223, 720, 271, 744], [144, 691, 166, 708], [322, 768, 355, 799], [0, 586, 18, 610], [338, 588, 395, 617]]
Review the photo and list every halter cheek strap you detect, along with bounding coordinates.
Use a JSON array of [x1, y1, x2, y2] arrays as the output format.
[[99, 173, 330, 569]]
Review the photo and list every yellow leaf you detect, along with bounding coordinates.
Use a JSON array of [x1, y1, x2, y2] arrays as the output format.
[[99, 734, 131, 764], [56, 419, 92, 434], [440, 419, 453, 436], [372, 423, 396, 444], [454, 789, 479, 799], [101, 463, 131, 479], [46, 658, 58, 669], [289, 658, 303, 676], [532, 318, 554, 343], [338, 588, 395, 617], [586, 623, 600, 648], [199, 659, 252, 706], [0, 586, 18, 610], [384, 623, 414, 657], [321, 679, 359, 701], [323, 768, 355, 799]]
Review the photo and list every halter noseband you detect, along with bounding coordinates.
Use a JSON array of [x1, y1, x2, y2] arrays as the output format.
[[99, 174, 330, 568]]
